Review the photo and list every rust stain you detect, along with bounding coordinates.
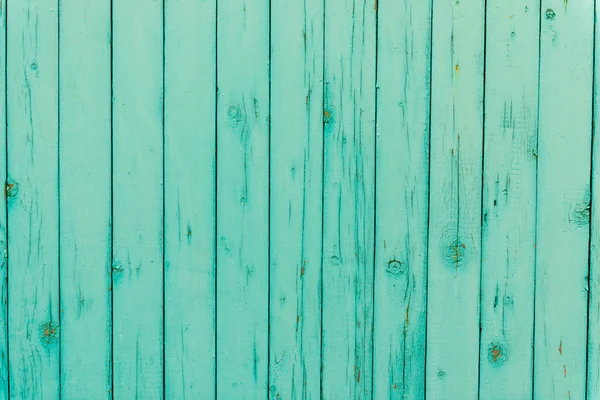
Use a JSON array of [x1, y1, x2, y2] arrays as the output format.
[[356, 368, 361, 383], [393, 383, 397, 389], [4, 182, 15, 199], [559, 340, 562, 355], [300, 267, 305, 277], [455, 64, 459, 73], [564, 365, 567, 377], [490, 345, 502, 363]]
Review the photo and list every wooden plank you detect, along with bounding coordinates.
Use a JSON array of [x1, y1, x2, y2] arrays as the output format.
[[112, 0, 164, 397], [372, 0, 431, 398], [478, 0, 539, 398], [215, 0, 269, 397], [534, 1, 594, 398], [0, 0, 7, 396], [58, 0, 112, 397], [6, 0, 60, 398], [164, 0, 216, 397], [321, 0, 376, 398], [425, 0, 485, 397], [268, 0, 323, 398]]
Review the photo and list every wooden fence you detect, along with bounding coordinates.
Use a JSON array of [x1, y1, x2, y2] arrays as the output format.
[[1, 0, 599, 398]]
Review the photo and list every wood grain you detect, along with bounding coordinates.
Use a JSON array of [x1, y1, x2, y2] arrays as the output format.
[[269, 0, 323, 399], [534, 1, 594, 399], [426, 0, 485, 397], [216, 0, 270, 398], [112, 0, 164, 397], [478, 0, 540, 398], [373, 0, 432, 398], [164, 0, 216, 397], [59, 0, 112, 397], [7, 0, 60, 397], [322, 0, 376, 398]]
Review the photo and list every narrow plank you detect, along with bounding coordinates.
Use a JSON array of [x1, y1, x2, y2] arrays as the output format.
[[216, 0, 269, 397], [425, 0, 485, 397], [164, 0, 216, 397], [268, 0, 323, 398], [0, 0, 7, 395], [534, 1, 594, 398], [478, 0, 540, 398], [322, 0, 376, 398], [58, 0, 112, 397], [373, 0, 432, 397], [112, 0, 164, 397], [6, 0, 60, 398], [589, 1, 600, 395]]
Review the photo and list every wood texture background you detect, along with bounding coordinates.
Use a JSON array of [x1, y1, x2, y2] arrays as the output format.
[[1, 0, 599, 399]]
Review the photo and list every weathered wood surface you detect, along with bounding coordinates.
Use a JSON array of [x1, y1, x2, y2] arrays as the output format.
[[1, 0, 599, 398]]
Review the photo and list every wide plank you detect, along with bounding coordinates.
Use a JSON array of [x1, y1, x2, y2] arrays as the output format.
[[269, 0, 324, 398]]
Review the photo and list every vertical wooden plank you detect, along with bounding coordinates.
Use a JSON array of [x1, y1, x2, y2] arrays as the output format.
[[58, 0, 112, 397], [0, 0, 7, 395], [164, 0, 216, 397], [589, 1, 600, 395], [372, 0, 431, 398], [268, 0, 323, 398], [112, 0, 164, 397], [322, 0, 376, 398], [478, 0, 540, 398], [425, 0, 484, 397], [534, 1, 593, 399], [6, 0, 60, 397], [216, 0, 269, 397]]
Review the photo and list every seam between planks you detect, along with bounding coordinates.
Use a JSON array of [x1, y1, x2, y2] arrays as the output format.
[[423, 0, 435, 395], [109, 0, 115, 395], [319, 0, 326, 397], [266, 0, 272, 397], [585, 0, 598, 397], [3, 0, 7, 395], [476, 0, 489, 397], [370, 0, 379, 398], [213, 0, 219, 397], [161, 0, 166, 397], [57, 0, 63, 395], [531, 0, 543, 396]]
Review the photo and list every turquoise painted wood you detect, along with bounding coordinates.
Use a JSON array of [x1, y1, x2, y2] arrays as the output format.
[[0, 0, 6, 397], [3, 0, 600, 398], [479, 0, 539, 398], [534, 1, 594, 399], [426, 0, 485, 398], [7, 0, 60, 398], [269, 0, 323, 399], [216, 0, 269, 398], [112, 0, 164, 397], [373, 0, 431, 398], [59, 0, 112, 397], [322, 1, 376, 398], [164, 0, 216, 397]]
